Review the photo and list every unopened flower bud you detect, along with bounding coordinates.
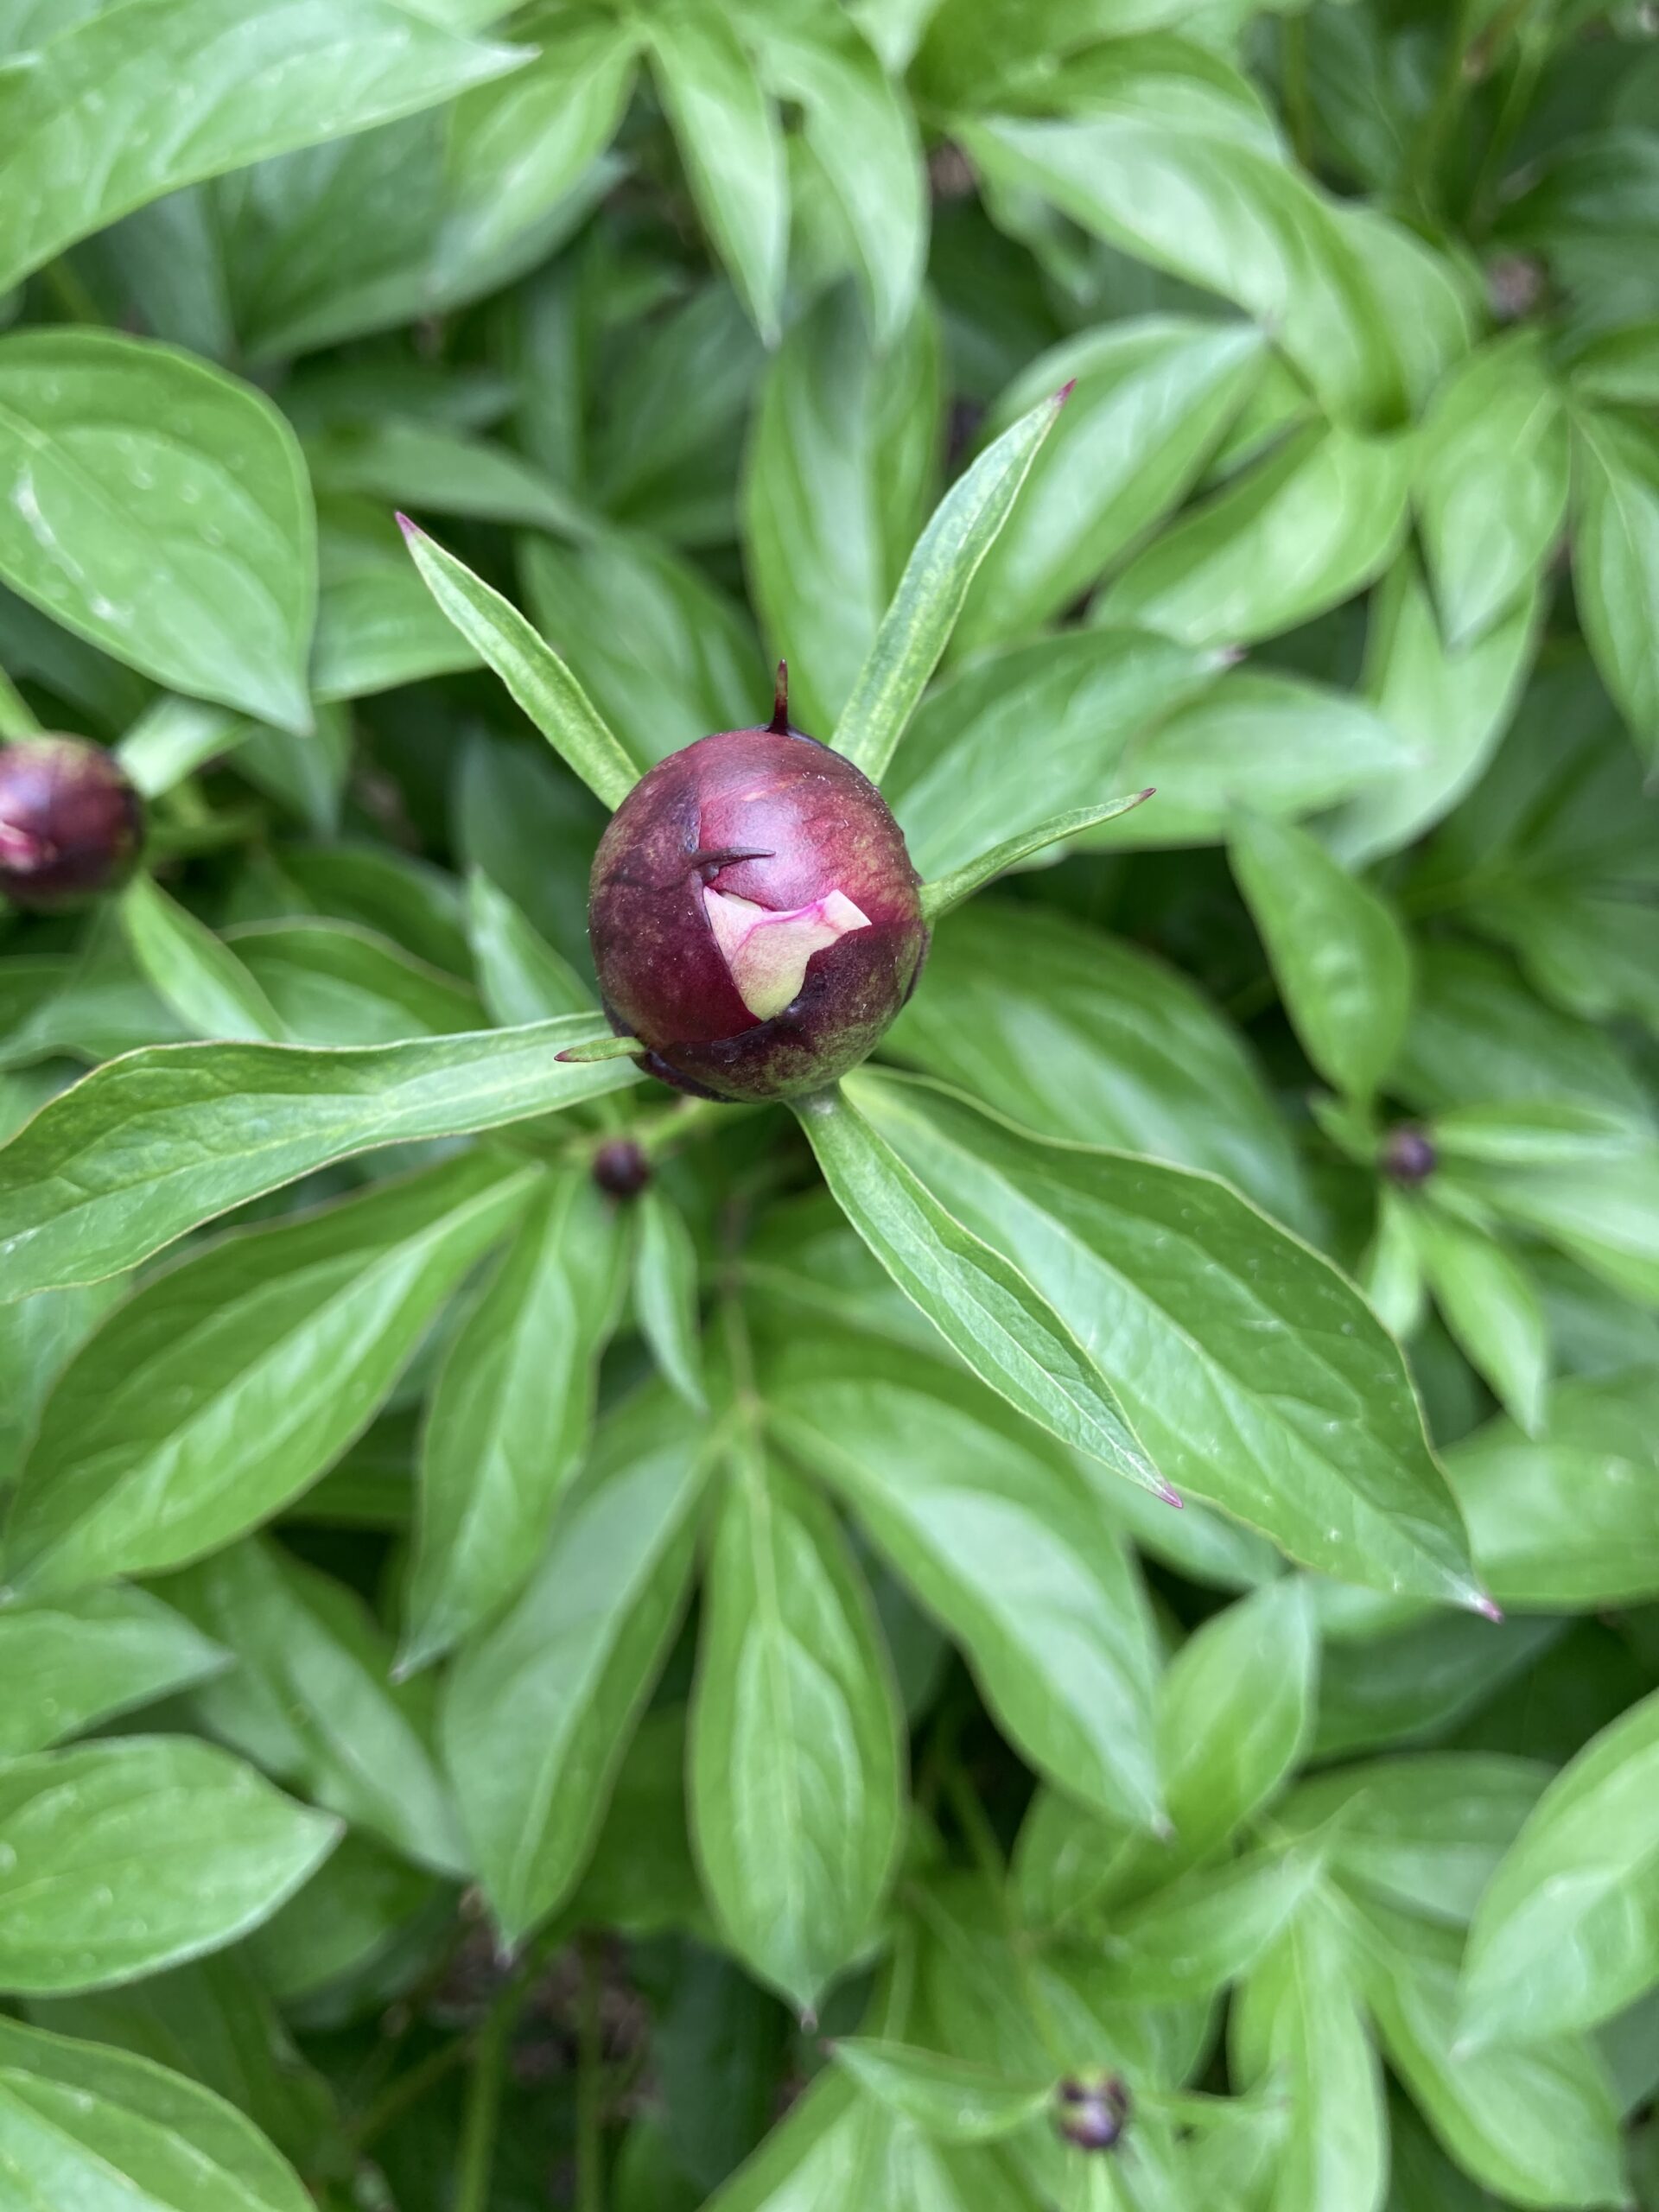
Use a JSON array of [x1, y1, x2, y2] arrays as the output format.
[[1054, 2075, 1130, 2153], [591, 1137, 652, 1199], [588, 676, 927, 1101], [0, 736, 144, 910], [1381, 1124, 1437, 1186]]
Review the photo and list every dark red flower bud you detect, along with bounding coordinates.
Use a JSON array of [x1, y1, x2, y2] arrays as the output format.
[[1380, 1124, 1437, 1187], [0, 736, 144, 910], [1054, 2075, 1130, 2154], [591, 1137, 652, 1199], [588, 686, 927, 1103]]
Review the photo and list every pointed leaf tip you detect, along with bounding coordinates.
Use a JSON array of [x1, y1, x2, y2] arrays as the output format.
[[1055, 378, 1077, 404], [394, 511, 423, 543], [1157, 1482, 1184, 1510], [1474, 1592, 1504, 1623]]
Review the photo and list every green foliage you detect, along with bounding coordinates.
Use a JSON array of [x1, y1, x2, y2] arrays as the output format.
[[0, 3, 1655, 2207]]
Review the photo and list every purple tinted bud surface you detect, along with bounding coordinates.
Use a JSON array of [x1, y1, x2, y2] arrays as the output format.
[[1381, 1124, 1437, 1186], [1054, 2075, 1130, 2154], [589, 710, 928, 1103], [0, 737, 144, 910], [592, 1137, 652, 1199]]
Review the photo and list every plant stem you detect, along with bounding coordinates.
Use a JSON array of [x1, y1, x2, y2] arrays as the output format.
[[575, 1935, 605, 2212], [350, 2036, 473, 2152], [0, 665, 39, 741], [1280, 15, 1315, 173], [454, 1967, 532, 2212]]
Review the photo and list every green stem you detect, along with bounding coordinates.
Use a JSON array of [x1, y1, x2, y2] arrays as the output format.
[[454, 1968, 533, 2212], [0, 665, 40, 741], [350, 2036, 472, 2152], [575, 1935, 605, 2212], [38, 257, 104, 327], [1405, 16, 1473, 217], [1280, 14, 1315, 174]]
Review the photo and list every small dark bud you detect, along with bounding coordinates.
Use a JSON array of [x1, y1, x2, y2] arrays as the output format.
[[1055, 2075, 1130, 2154], [591, 1137, 652, 1199], [1380, 1125, 1437, 1186], [588, 698, 928, 1103], [1485, 253, 1545, 324], [0, 736, 144, 910]]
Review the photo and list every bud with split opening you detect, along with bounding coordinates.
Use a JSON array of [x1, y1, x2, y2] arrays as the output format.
[[0, 736, 145, 910]]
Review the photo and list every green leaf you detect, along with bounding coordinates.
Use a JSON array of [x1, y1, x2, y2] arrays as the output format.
[[1314, 1610, 1562, 1762], [792, 1083, 1164, 1498], [1279, 1754, 1547, 1927], [1415, 334, 1569, 647], [398, 518, 643, 806], [162, 1537, 467, 1878], [0, 1270, 124, 1487], [761, 1326, 1163, 1827], [308, 417, 592, 538], [0, 1011, 634, 1301], [1461, 1686, 1659, 2048], [1353, 1897, 1625, 2209], [0, 330, 315, 730], [645, 1, 787, 344], [442, 1389, 710, 1945], [0, 2014, 313, 2212], [690, 1433, 904, 2012], [1231, 1895, 1388, 2212], [741, 285, 940, 734], [0, 1735, 338, 1994], [467, 868, 595, 1026], [1446, 1370, 1659, 1609], [848, 1072, 1484, 1609], [1097, 421, 1411, 648], [954, 316, 1269, 653], [918, 790, 1154, 920], [1095, 1842, 1328, 2004], [5, 1154, 534, 1594], [403, 1167, 626, 1672], [115, 695, 245, 800], [0, 1585, 227, 1758], [1230, 811, 1413, 1101], [1573, 408, 1659, 765], [311, 498, 480, 702], [226, 918, 484, 1046], [1443, 1129, 1659, 1308], [119, 873, 285, 1043], [1414, 1204, 1548, 1438], [831, 382, 1069, 783], [0, 0, 529, 293], [248, 1834, 437, 2009], [634, 1186, 708, 1411], [884, 899, 1311, 1230], [830, 2041, 1049, 2144]]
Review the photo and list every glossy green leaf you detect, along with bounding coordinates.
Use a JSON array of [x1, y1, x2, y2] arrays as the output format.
[[1354, 1897, 1624, 2209], [918, 790, 1154, 921], [1444, 1131, 1659, 1308], [793, 1083, 1163, 1497], [1462, 1687, 1659, 2047], [467, 868, 595, 1025], [311, 497, 479, 702], [884, 900, 1310, 1230], [831, 2040, 1049, 2143], [0, 0, 528, 293], [0, 1584, 227, 1758], [1314, 1610, 1562, 1761], [0, 330, 315, 729], [0, 1011, 633, 1300], [1098, 422, 1411, 648], [6, 1154, 534, 1593], [1446, 1370, 1659, 1609], [634, 1186, 708, 1411], [955, 316, 1268, 652], [308, 417, 591, 537], [1415, 334, 1569, 647], [404, 1166, 626, 1671], [1230, 811, 1413, 1101], [690, 1435, 904, 2012], [1414, 1204, 1548, 1438], [163, 1537, 466, 1878], [1573, 408, 1659, 765], [832, 382, 1069, 783], [0, 1736, 338, 1994], [762, 1327, 1163, 1827], [1096, 1842, 1328, 2004], [119, 872, 285, 1043], [1231, 1895, 1388, 2212], [646, 1, 786, 344], [849, 1072, 1484, 1609], [0, 1269, 124, 1487], [226, 918, 483, 1046], [0, 2014, 313, 2212], [442, 1390, 710, 1944], [115, 695, 245, 799]]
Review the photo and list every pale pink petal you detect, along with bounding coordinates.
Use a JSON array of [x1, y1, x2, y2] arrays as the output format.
[[702, 886, 870, 1020]]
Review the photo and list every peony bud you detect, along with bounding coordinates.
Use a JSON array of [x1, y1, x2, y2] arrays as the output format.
[[1054, 2075, 1130, 2154], [1380, 1124, 1437, 1187], [0, 736, 144, 910], [591, 1136, 652, 1199], [588, 677, 927, 1102]]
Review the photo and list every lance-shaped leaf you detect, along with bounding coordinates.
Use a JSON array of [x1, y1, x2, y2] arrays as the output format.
[[0, 1736, 339, 1995], [846, 1071, 1486, 1611], [6, 1155, 535, 1595], [831, 384, 1071, 785], [442, 1390, 710, 1945], [403, 1167, 626, 1673], [0, 2013, 314, 2212], [690, 1432, 904, 2014], [830, 2041, 1050, 2144], [634, 1186, 708, 1410], [0, 1585, 227, 1758], [918, 790, 1155, 922], [399, 518, 643, 807], [791, 1083, 1164, 1498], [0, 1012, 634, 1301], [119, 873, 285, 1044]]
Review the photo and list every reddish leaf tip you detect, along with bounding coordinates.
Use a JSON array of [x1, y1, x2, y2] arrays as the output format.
[[1473, 1592, 1503, 1623], [1157, 1482, 1184, 1510], [1054, 378, 1077, 405], [394, 511, 424, 543]]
